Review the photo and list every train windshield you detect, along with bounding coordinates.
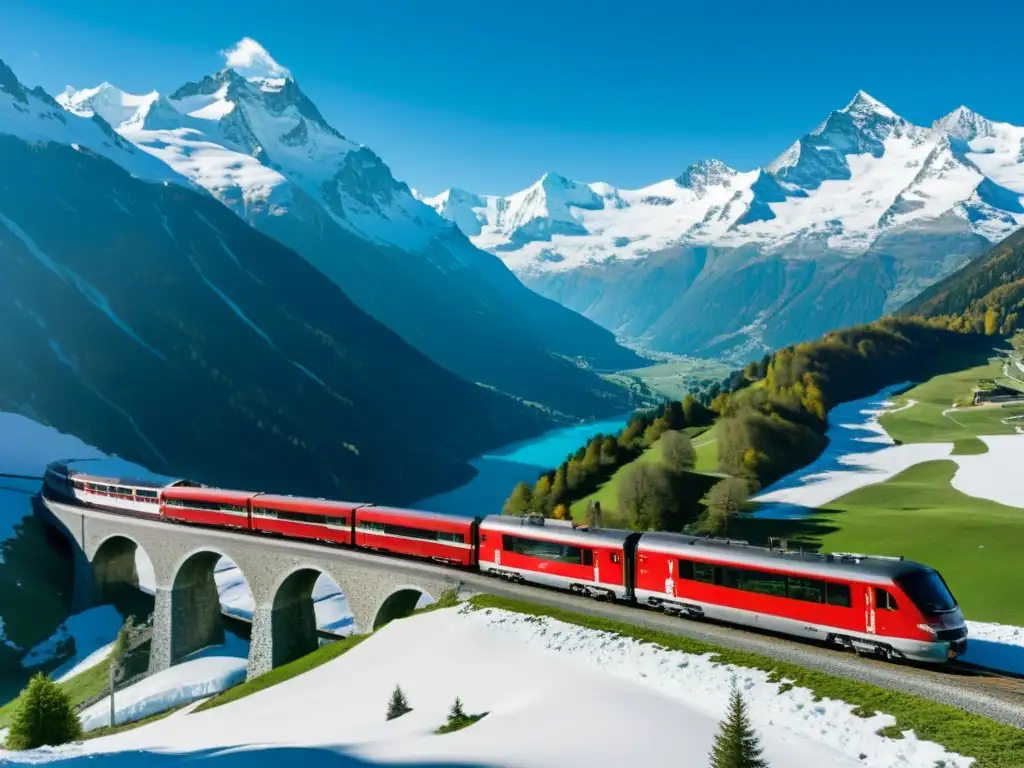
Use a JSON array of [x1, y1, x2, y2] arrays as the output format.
[[895, 569, 957, 613]]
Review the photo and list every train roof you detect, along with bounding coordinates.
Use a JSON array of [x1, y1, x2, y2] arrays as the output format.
[[480, 514, 636, 547], [55, 459, 181, 489], [162, 486, 259, 500], [636, 531, 927, 584], [360, 505, 475, 527], [68, 472, 172, 490], [254, 495, 370, 511]]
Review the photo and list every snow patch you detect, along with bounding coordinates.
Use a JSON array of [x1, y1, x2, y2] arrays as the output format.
[[6, 607, 971, 767], [22, 605, 123, 671]]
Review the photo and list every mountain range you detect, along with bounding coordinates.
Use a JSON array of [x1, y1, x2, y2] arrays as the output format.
[[54, 39, 642, 421], [0, 55, 581, 503], [424, 91, 1024, 362]]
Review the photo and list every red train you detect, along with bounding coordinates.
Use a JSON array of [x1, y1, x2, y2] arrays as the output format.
[[43, 462, 968, 664]]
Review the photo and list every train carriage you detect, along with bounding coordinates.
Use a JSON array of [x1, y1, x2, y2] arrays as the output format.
[[252, 495, 367, 545], [477, 514, 639, 599], [45, 462, 175, 516], [634, 531, 967, 663], [160, 486, 257, 530], [353, 506, 478, 567]]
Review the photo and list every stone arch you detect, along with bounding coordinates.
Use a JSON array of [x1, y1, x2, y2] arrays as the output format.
[[165, 546, 247, 664], [91, 533, 151, 602], [372, 585, 436, 631], [259, 565, 352, 670]]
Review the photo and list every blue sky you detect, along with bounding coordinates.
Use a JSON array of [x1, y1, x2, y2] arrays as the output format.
[[1, 0, 1020, 196]]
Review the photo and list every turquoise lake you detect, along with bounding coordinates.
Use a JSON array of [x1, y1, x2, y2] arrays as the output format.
[[414, 414, 632, 517]]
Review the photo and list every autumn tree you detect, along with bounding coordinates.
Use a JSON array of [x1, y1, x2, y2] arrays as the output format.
[[552, 503, 572, 521], [618, 464, 675, 531], [660, 430, 697, 474], [984, 307, 999, 335], [503, 482, 533, 516]]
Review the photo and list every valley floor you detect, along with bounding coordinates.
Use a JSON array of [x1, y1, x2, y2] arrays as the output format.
[[0, 603, 993, 768]]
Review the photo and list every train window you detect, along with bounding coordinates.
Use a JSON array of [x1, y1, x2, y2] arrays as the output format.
[[787, 577, 825, 603], [582, 549, 593, 567], [693, 562, 715, 584], [676, 559, 696, 580], [164, 498, 247, 514], [358, 519, 464, 544], [502, 534, 514, 551], [731, 568, 787, 597], [825, 582, 852, 608], [135, 489, 159, 499], [875, 587, 898, 611], [504, 534, 583, 565]]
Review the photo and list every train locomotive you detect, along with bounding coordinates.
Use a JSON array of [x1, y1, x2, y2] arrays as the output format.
[[43, 462, 968, 664]]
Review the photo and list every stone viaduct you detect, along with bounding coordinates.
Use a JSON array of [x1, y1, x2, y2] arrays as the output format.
[[39, 497, 464, 681]]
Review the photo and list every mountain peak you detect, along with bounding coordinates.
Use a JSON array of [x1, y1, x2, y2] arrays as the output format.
[[841, 89, 897, 120], [934, 105, 994, 141], [221, 38, 292, 84], [676, 159, 736, 192]]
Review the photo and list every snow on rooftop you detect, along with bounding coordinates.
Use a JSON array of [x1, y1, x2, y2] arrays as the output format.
[[1, 606, 973, 767]]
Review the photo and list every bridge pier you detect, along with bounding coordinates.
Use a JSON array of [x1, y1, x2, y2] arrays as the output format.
[[149, 553, 225, 673], [70, 548, 96, 613]]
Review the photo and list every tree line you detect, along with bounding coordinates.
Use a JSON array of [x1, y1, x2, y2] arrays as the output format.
[[710, 318, 992, 491], [502, 395, 715, 525]]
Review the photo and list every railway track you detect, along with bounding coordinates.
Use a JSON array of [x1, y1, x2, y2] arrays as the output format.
[[39, 493, 1024, 728]]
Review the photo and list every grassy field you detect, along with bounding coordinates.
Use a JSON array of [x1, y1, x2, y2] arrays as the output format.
[[737, 460, 1024, 625], [610, 358, 735, 401], [467, 595, 1023, 768], [880, 354, 1024, 446]]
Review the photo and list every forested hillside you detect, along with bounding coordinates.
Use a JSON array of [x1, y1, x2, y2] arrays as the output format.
[[900, 227, 1024, 335]]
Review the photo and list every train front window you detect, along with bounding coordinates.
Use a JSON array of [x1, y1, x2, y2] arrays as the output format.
[[895, 569, 957, 613]]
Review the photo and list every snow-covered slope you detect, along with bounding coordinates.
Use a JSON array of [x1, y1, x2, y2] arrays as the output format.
[[427, 91, 1024, 361], [56, 40, 642, 418], [0, 61, 184, 188], [2, 606, 975, 767]]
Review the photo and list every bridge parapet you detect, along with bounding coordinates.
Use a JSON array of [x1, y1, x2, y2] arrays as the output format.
[[39, 497, 459, 680]]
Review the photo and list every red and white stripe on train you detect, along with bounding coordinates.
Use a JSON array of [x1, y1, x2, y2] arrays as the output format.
[[43, 462, 968, 665]]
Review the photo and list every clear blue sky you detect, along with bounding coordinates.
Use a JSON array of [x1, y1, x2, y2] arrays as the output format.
[[1, 0, 1020, 196]]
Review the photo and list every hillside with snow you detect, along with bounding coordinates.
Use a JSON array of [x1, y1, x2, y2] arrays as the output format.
[[426, 92, 1024, 362], [0, 606, 982, 768], [54, 39, 642, 420]]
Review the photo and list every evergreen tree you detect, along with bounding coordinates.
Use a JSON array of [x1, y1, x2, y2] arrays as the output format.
[[5, 673, 83, 750], [709, 682, 769, 768], [448, 697, 467, 722], [386, 684, 412, 721]]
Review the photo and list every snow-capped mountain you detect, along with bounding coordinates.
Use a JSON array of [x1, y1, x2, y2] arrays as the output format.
[[0, 56, 564, 504], [56, 39, 641, 419], [426, 91, 1024, 360]]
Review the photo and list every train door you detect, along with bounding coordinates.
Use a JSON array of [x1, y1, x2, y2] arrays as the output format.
[[873, 586, 899, 637]]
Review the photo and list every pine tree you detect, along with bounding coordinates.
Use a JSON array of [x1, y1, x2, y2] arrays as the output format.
[[386, 684, 412, 721], [708, 682, 769, 768], [5, 673, 83, 750], [448, 696, 467, 722]]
